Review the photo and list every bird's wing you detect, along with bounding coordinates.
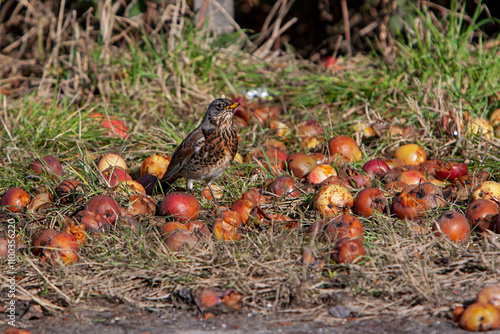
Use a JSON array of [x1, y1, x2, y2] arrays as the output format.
[[161, 126, 204, 183]]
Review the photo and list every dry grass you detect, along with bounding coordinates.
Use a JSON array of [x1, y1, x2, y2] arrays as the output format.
[[1, 0, 500, 327]]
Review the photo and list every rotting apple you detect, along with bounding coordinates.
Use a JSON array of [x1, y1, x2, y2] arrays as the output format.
[[353, 187, 388, 217], [270, 120, 291, 137], [286, 153, 317, 179], [398, 169, 427, 185], [55, 179, 84, 203], [331, 238, 365, 264], [44, 232, 80, 265], [477, 284, 500, 309], [230, 199, 254, 222], [84, 195, 121, 225], [161, 221, 189, 235], [314, 184, 354, 216], [97, 153, 127, 172], [185, 221, 211, 240], [467, 117, 494, 139], [1, 188, 30, 213], [61, 220, 87, 246], [471, 181, 500, 204], [164, 229, 197, 252], [307, 164, 337, 185], [136, 174, 160, 196], [31, 228, 58, 256], [213, 212, 242, 242], [328, 136, 362, 163], [268, 175, 300, 198], [435, 161, 468, 182], [140, 154, 171, 178], [466, 199, 499, 232], [323, 214, 364, 243], [459, 302, 500, 331], [101, 166, 133, 187], [126, 194, 156, 216], [432, 211, 470, 242], [30, 155, 63, 179]]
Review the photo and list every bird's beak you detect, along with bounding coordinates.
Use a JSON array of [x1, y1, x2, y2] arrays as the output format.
[[226, 102, 240, 110]]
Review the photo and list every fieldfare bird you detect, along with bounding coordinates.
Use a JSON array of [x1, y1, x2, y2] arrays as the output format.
[[161, 98, 239, 202]]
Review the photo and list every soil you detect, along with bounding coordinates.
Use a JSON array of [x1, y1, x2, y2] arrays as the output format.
[[1, 303, 476, 334]]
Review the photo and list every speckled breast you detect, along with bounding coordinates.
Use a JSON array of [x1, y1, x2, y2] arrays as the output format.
[[183, 127, 238, 181]]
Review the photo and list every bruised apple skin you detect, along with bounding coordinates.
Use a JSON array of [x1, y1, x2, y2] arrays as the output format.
[[459, 302, 500, 331], [353, 187, 388, 218], [1, 188, 31, 213], [268, 175, 300, 198], [331, 238, 365, 264], [85, 195, 121, 225], [323, 214, 364, 243], [392, 183, 446, 220], [466, 199, 499, 232], [313, 185, 354, 217]]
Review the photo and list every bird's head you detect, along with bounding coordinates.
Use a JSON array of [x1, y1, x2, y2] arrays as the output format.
[[203, 98, 239, 128]]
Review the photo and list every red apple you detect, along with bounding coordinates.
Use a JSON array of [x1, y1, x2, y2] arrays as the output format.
[[323, 214, 363, 243], [159, 192, 200, 222], [435, 161, 468, 182], [307, 164, 337, 185], [268, 175, 300, 198], [1, 188, 30, 213], [432, 211, 470, 242], [30, 155, 63, 179], [102, 166, 133, 187], [331, 238, 365, 264], [353, 187, 387, 217], [362, 159, 390, 179], [31, 228, 58, 256], [328, 136, 362, 163], [85, 195, 121, 225], [466, 199, 499, 232], [45, 232, 80, 265], [286, 153, 317, 179]]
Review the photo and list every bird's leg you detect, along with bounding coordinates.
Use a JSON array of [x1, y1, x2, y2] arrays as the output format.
[[207, 182, 223, 217], [187, 179, 195, 195]]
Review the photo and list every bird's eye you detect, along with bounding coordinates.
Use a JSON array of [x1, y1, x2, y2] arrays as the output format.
[[217, 103, 224, 110]]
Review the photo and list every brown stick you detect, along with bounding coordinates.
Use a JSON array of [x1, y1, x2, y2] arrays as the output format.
[[341, 0, 351, 56]]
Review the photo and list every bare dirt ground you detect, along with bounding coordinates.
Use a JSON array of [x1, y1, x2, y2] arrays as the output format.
[[1, 303, 473, 334]]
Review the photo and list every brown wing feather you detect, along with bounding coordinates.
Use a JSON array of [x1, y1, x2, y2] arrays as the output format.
[[161, 126, 204, 183]]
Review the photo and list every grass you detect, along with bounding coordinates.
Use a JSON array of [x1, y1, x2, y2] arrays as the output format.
[[1, 0, 500, 326]]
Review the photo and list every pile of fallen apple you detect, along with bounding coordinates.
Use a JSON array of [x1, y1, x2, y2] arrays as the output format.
[[1, 100, 500, 325]]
